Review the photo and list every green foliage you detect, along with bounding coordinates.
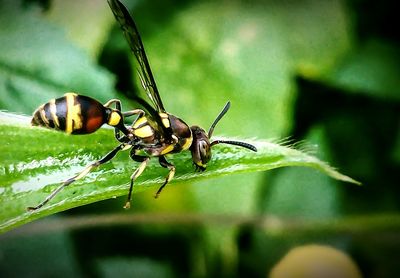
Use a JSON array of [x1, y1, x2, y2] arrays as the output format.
[[0, 0, 117, 114]]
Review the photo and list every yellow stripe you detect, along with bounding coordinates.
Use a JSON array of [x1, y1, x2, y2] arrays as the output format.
[[196, 161, 205, 167], [159, 113, 170, 128], [65, 93, 82, 134], [181, 136, 193, 151], [39, 105, 49, 125], [133, 116, 147, 128], [49, 99, 59, 128], [160, 144, 175, 155], [133, 125, 153, 138]]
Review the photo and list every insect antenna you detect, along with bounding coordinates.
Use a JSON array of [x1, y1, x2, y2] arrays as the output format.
[[208, 101, 257, 152], [208, 101, 231, 138], [210, 140, 257, 152]]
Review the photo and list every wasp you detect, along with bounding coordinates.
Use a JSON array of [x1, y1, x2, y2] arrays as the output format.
[[28, 0, 257, 211]]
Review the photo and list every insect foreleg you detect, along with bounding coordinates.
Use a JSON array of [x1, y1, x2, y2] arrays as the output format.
[[27, 144, 125, 211], [124, 149, 149, 209], [155, 156, 175, 199]]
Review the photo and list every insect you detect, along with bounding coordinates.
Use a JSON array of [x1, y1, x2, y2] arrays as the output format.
[[28, 0, 257, 211]]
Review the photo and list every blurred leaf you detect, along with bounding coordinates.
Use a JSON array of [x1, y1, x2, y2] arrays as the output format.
[[95, 257, 174, 278], [273, 0, 353, 78], [263, 127, 341, 219], [0, 229, 80, 277], [393, 128, 400, 164], [327, 38, 400, 100], [264, 167, 340, 219], [0, 0, 116, 115], [47, 0, 114, 59]]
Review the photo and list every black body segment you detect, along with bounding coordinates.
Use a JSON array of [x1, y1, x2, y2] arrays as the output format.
[[32, 93, 109, 134], [168, 114, 193, 153]]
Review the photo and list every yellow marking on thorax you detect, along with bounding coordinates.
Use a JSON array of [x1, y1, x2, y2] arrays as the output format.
[[38, 105, 49, 125], [49, 99, 59, 127], [159, 113, 170, 128], [181, 136, 193, 151], [133, 125, 154, 138], [160, 144, 175, 155], [133, 116, 147, 128], [108, 111, 121, 126], [65, 93, 82, 134]]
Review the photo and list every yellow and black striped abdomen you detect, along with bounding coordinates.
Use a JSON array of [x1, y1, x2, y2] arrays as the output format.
[[32, 93, 108, 134]]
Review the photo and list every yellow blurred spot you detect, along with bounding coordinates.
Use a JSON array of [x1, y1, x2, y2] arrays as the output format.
[[269, 244, 362, 278]]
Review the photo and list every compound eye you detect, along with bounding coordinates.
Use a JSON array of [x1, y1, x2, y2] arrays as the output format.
[[199, 140, 211, 163]]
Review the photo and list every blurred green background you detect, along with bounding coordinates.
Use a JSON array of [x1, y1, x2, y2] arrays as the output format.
[[0, 0, 399, 277]]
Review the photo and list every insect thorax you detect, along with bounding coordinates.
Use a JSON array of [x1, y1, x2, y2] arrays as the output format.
[[131, 113, 193, 156]]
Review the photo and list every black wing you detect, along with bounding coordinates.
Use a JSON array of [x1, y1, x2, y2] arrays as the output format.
[[107, 0, 166, 113]]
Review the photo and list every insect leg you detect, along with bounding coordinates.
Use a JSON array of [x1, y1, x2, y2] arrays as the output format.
[[103, 99, 122, 108], [27, 144, 126, 211], [124, 149, 149, 209], [123, 109, 145, 118], [155, 156, 176, 199]]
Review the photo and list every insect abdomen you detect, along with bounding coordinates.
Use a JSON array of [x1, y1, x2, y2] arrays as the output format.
[[31, 93, 108, 134]]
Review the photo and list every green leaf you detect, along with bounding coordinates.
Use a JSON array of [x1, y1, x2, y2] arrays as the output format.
[[46, 0, 114, 59], [263, 127, 342, 219], [271, 0, 352, 79], [326, 38, 400, 100], [0, 112, 359, 233], [0, 0, 116, 115]]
